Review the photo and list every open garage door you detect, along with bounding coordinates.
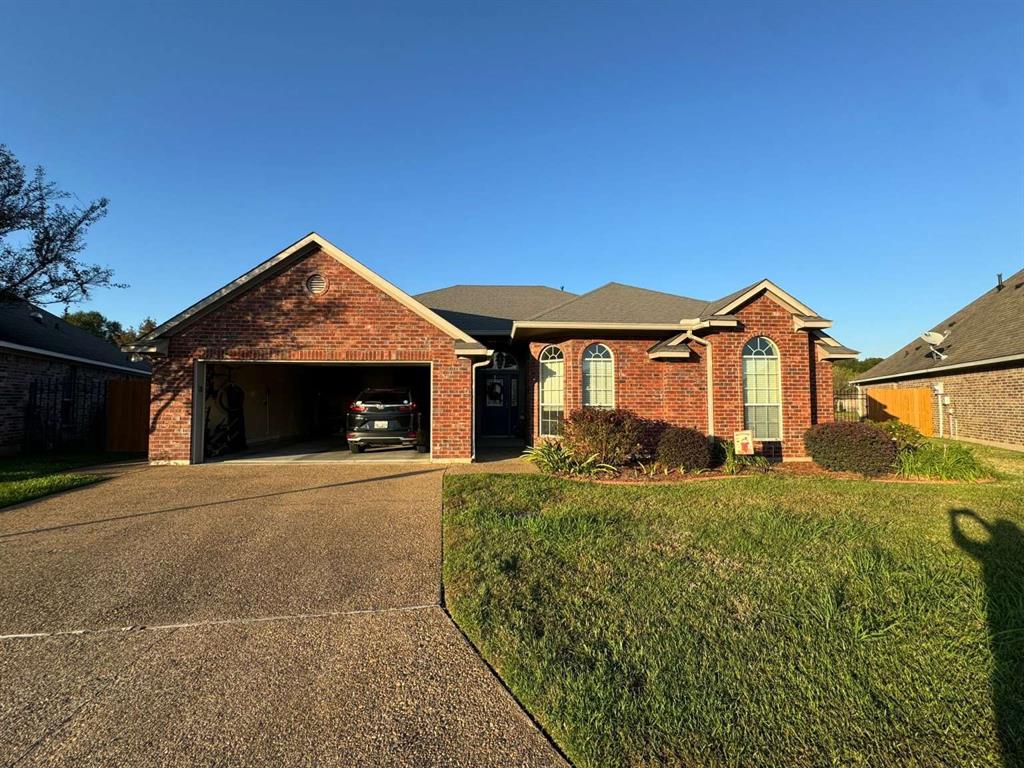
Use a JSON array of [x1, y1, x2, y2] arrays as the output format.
[[192, 362, 431, 463]]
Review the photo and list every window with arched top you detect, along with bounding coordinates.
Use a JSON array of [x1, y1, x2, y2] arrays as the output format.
[[538, 346, 565, 436], [486, 351, 518, 370], [582, 343, 614, 408], [742, 337, 782, 440]]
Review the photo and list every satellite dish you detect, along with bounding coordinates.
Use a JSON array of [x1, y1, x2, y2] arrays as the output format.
[[920, 330, 948, 359]]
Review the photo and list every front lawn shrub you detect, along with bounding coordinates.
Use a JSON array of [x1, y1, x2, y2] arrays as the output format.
[[522, 440, 616, 477], [804, 421, 896, 476], [562, 408, 643, 466], [873, 419, 924, 452], [638, 419, 672, 457], [895, 441, 993, 481], [656, 427, 711, 472], [522, 440, 576, 474]]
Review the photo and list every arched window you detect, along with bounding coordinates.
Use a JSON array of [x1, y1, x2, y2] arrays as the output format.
[[539, 346, 565, 436], [582, 343, 614, 408], [742, 337, 782, 440], [486, 351, 518, 370]]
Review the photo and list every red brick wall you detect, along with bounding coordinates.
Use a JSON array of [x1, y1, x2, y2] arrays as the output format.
[[525, 293, 833, 459], [526, 337, 708, 443], [148, 247, 473, 462], [868, 364, 1024, 448], [814, 338, 835, 428], [709, 294, 828, 458]]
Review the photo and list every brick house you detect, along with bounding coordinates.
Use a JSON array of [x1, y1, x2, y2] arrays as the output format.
[[854, 268, 1024, 449], [0, 299, 150, 455], [128, 233, 856, 463]]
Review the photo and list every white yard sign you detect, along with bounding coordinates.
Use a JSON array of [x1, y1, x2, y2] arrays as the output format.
[[734, 430, 754, 456]]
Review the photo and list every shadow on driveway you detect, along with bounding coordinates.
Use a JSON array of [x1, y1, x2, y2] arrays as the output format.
[[0, 468, 439, 540]]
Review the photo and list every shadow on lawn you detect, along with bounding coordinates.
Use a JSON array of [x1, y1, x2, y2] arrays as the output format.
[[950, 509, 1024, 766]]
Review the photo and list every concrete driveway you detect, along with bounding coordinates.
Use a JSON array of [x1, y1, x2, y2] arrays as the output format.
[[0, 464, 565, 767]]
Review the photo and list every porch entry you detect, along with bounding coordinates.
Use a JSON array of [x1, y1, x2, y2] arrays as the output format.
[[476, 352, 520, 438]]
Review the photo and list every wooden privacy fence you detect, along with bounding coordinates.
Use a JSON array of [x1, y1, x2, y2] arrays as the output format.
[[105, 378, 150, 452], [865, 387, 934, 436]]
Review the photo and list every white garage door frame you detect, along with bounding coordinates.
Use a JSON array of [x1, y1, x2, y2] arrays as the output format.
[[191, 359, 434, 464]]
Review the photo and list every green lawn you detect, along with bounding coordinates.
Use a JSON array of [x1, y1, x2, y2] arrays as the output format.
[[443, 443, 1024, 768], [0, 452, 135, 509]]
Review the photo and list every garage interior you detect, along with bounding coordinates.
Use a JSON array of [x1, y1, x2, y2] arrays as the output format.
[[201, 362, 431, 462]]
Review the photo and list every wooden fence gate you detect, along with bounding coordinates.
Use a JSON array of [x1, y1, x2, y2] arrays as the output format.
[[864, 387, 934, 436], [106, 378, 150, 452]]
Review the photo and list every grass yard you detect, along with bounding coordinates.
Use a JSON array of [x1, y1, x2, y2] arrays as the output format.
[[443, 443, 1024, 768], [0, 452, 134, 509]]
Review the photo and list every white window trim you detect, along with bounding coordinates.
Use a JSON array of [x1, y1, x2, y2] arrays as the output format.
[[538, 345, 565, 437], [742, 337, 783, 441], [582, 343, 615, 409]]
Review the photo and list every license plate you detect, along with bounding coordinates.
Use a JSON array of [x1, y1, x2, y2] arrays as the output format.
[[372, 420, 389, 430]]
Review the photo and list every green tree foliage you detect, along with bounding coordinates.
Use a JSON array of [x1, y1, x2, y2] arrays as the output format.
[[63, 309, 157, 347], [833, 357, 883, 391], [0, 144, 118, 305]]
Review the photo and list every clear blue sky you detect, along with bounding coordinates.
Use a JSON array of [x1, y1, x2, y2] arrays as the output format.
[[3, 1, 1021, 357]]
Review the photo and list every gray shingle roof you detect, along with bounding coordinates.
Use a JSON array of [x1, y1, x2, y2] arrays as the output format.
[[856, 266, 1024, 382], [415, 285, 575, 333], [646, 336, 693, 357], [0, 299, 150, 373], [527, 282, 709, 324], [699, 279, 765, 316], [823, 342, 858, 356]]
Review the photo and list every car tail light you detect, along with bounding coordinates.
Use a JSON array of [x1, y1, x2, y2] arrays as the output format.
[[346, 432, 356, 439], [350, 402, 367, 412], [407, 431, 418, 438]]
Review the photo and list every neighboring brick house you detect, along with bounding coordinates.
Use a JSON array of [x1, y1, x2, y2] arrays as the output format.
[[128, 233, 856, 463], [0, 299, 151, 455], [854, 268, 1024, 449]]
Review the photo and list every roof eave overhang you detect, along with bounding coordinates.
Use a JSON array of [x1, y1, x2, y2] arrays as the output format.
[[794, 317, 833, 331], [809, 330, 858, 361], [0, 340, 151, 375], [647, 331, 698, 360], [648, 350, 692, 360], [455, 343, 493, 359], [686, 316, 740, 331], [123, 339, 169, 356], [853, 352, 1024, 385]]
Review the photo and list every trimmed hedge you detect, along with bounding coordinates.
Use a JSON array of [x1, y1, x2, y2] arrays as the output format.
[[657, 427, 712, 472], [804, 421, 896, 476], [562, 408, 644, 466]]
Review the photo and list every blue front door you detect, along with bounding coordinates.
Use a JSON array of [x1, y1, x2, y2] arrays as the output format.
[[480, 371, 519, 437]]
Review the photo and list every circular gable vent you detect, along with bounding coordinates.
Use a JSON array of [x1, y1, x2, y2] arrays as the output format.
[[305, 273, 328, 295]]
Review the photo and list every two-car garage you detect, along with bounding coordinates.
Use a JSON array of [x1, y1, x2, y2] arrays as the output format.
[[191, 361, 432, 462], [136, 234, 484, 463]]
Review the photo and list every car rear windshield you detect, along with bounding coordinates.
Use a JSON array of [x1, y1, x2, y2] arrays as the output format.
[[357, 389, 411, 404]]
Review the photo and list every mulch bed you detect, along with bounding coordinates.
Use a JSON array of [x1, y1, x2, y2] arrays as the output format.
[[566, 461, 994, 485]]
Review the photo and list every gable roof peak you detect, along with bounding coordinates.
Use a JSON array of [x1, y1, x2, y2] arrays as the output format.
[[128, 232, 480, 350], [705, 277, 816, 317]]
